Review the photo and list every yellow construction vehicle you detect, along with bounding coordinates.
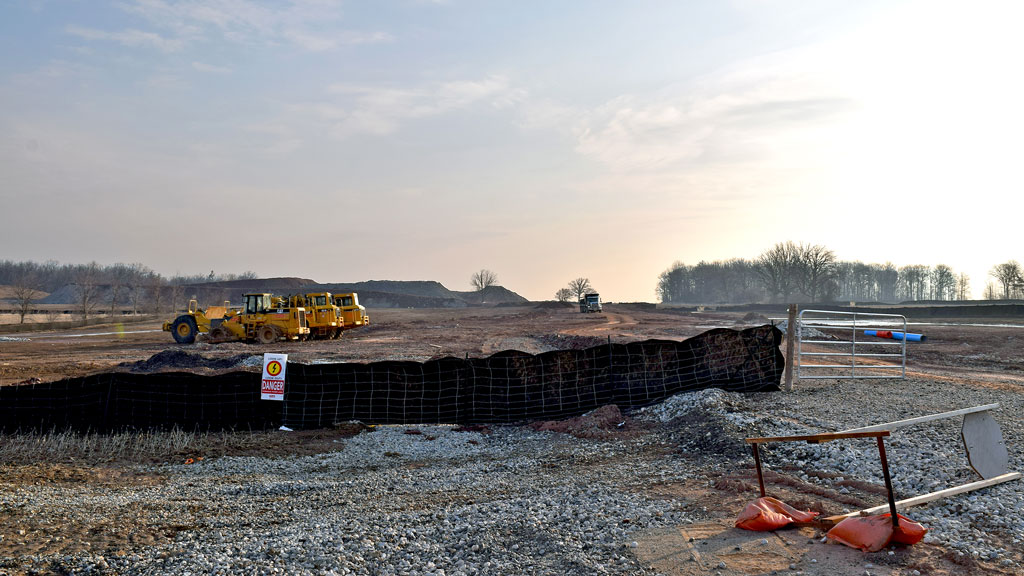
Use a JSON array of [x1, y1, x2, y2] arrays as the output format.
[[287, 292, 342, 339], [163, 299, 234, 344], [206, 293, 310, 344], [333, 292, 370, 329]]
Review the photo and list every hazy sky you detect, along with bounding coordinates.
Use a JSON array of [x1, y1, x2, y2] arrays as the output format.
[[2, 1, 1022, 301]]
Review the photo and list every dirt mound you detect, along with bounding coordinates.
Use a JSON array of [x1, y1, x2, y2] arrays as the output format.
[[352, 290, 467, 309], [313, 281, 529, 308], [742, 311, 768, 323], [528, 404, 652, 439], [37, 284, 90, 304], [613, 302, 658, 310], [0, 285, 49, 300], [534, 333, 608, 350], [119, 350, 254, 373], [535, 301, 575, 309], [313, 280, 459, 300], [453, 285, 530, 305]]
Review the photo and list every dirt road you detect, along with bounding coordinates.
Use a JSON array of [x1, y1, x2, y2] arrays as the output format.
[[0, 305, 748, 384]]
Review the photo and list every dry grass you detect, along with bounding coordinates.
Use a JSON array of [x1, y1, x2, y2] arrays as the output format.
[[0, 424, 369, 466]]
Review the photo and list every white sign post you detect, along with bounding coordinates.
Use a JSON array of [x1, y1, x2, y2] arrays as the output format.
[[261, 353, 287, 401]]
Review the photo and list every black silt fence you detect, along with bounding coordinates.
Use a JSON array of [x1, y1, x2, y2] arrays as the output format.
[[0, 325, 783, 433]]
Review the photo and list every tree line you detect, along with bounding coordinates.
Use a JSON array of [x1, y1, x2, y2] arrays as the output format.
[[0, 260, 257, 323], [657, 242, 1024, 304]]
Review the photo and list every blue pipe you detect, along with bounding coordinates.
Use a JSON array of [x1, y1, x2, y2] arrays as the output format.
[[864, 330, 927, 342]]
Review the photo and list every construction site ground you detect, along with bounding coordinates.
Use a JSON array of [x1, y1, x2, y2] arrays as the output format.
[[1, 304, 1023, 576]]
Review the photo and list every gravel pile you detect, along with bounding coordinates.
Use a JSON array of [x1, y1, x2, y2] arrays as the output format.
[[2, 374, 1021, 575], [3, 425, 692, 576]]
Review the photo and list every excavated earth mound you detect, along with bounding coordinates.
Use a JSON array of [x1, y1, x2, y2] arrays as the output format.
[[118, 350, 253, 373]]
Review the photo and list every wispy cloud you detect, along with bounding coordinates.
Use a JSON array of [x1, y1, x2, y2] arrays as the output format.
[[9, 59, 92, 85], [191, 61, 231, 74], [573, 46, 855, 173], [106, 0, 392, 52], [306, 75, 523, 138], [66, 25, 184, 52]]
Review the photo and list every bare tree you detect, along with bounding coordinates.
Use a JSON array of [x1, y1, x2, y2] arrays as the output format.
[[470, 269, 498, 291], [12, 272, 42, 324], [874, 263, 899, 302], [755, 242, 800, 302], [989, 261, 1023, 299], [169, 283, 185, 313], [108, 263, 131, 316], [657, 262, 690, 303], [956, 272, 971, 301], [930, 264, 956, 301], [794, 243, 837, 303], [898, 265, 929, 301], [148, 275, 166, 314], [126, 263, 154, 315], [74, 262, 101, 323], [567, 277, 593, 300], [555, 288, 573, 302]]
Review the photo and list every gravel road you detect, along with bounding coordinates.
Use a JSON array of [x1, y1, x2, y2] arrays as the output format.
[[2, 372, 1021, 575]]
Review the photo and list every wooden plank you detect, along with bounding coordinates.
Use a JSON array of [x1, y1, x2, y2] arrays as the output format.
[[963, 411, 1010, 479], [745, 431, 889, 444], [824, 472, 1022, 522], [836, 404, 1000, 434], [784, 304, 796, 391]]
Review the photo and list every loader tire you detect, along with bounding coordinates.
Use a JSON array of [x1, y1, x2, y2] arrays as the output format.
[[171, 316, 198, 344], [208, 326, 230, 343], [257, 325, 278, 344]]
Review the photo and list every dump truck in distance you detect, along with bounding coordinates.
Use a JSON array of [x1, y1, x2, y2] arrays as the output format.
[[579, 293, 602, 313], [287, 292, 342, 339], [333, 293, 370, 329]]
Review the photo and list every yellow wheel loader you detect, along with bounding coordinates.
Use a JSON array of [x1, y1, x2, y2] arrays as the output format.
[[164, 294, 309, 344], [206, 293, 310, 344], [163, 299, 233, 344]]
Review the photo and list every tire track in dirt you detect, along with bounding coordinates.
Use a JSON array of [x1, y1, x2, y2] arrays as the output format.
[[558, 312, 639, 338]]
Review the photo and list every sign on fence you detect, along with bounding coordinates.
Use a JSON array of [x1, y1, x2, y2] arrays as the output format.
[[261, 353, 287, 401]]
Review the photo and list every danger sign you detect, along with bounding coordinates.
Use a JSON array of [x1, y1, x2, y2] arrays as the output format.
[[261, 353, 288, 401]]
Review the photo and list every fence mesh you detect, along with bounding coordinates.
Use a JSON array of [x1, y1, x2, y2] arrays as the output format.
[[0, 325, 782, 433]]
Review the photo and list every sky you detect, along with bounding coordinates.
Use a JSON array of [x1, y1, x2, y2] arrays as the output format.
[[2, 0, 1022, 302]]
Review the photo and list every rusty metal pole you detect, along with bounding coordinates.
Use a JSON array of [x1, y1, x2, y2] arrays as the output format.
[[876, 436, 900, 529], [751, 443, 766, 497]]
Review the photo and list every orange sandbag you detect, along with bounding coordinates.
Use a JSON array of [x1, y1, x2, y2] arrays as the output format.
[[736, 497, 819, 531], [826, 513, 927, 552]]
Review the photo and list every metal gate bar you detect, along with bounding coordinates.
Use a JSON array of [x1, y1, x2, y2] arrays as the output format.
[[797, 309, 906, 380]]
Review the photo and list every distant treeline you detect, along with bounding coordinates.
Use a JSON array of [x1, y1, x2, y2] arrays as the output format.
[[0, 260, 256, 321], [658, 242, 1024, 304]]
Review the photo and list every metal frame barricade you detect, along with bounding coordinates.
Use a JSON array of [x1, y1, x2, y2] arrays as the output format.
[[797, 309, 907, 380]]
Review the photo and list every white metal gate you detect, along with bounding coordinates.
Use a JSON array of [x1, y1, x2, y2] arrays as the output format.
[[797, 309, 907, 380]]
